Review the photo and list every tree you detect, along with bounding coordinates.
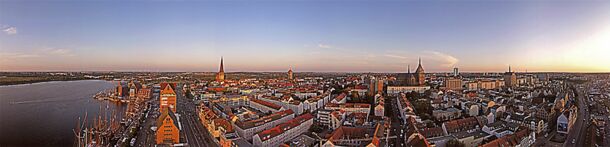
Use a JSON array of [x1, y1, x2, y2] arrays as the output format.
[[446, 139, 465, 147]]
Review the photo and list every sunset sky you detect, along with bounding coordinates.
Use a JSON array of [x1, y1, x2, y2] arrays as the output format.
[[1, 1, 609, 72]]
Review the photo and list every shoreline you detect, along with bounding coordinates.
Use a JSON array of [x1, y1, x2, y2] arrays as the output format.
[[0, 79, 108, 87]]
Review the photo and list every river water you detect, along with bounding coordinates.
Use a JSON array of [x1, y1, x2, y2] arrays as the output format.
[[0, 80, 127, 146]]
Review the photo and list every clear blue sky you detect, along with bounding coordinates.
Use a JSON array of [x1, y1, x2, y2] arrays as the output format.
[[1, 0, 609, 72]]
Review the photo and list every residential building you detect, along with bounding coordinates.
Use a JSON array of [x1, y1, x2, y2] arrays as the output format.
[[156, 109, 180, 145], [160, 82, 177, 112], [233, 109, 295, 141], [444, 78, 462, 91], [252, 113, 314, 147]]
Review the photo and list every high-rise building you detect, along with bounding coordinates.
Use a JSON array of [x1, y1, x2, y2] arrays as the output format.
[[288, 66, 294, 80], [216, 57, 225, 82], [504, 66, 517, 88], [116, 81, 128, 98], [160, 82, 177, 112], [453, 67, 459, 77], [367, 78, 384, 96]]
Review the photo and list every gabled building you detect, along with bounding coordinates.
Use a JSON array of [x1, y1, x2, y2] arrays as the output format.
[[160, 82, 177, 112], [127, 80, 142, 98], [442, 117, 481, 135], [156, 109, 180, 145], [323, 121, 391, 147], [557, 105, 577, 134], [480, 128, 535, 147]]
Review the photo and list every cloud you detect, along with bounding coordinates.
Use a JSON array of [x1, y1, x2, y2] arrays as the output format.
[[384, 50, 459, 70], [425, 51, 459, 67], [1, 48, 78, 62], [384, 54, 408, 59], [44, 48, 76, 57], [0, 52, 40, 59], [317, 44, 333, 49], [1, 25, 17, 35]]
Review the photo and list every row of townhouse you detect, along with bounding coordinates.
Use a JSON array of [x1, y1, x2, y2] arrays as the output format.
[[232, 109, 295, 141], [249, 98, 283, 114], [252, 113, 314, 147]]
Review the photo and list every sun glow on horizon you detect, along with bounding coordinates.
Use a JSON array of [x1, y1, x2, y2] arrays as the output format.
[[521, 23, 610, 72]]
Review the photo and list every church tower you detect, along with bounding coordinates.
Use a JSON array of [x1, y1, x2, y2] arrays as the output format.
[[407, 65, 417, 86], [415, 57, 425, 86], [216, 57, 225, 82], [504, 65, 516, 88], [288, 66, 294, 80]]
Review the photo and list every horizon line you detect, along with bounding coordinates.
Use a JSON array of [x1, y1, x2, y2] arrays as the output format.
[[1, 70, 609, 74]]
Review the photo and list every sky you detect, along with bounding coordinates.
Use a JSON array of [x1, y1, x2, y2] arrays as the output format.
[[1, 0, 609, 72]]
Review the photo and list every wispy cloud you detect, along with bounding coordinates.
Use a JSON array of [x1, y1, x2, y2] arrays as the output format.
[[1, 25, 17, 35], [317, 44, 333, 49], [0, 52, 40, 59], [383, 50, 459, 70], [384, 54, 408, 59], [44, 48, 76, 57], [424, 51, 459, 67], [0, 48, 76, 62]]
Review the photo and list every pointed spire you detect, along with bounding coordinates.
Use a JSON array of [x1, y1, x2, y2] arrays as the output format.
[[508, 65, 511, 72], [415, 57, 424, 73], [219, 56, 224, 72], [408, 64, 411, 73]]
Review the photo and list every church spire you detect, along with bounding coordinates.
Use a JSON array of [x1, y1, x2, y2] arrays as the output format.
[[216, 56, 225, 82], [415, 57, 424, 73], [219, 56, 224, 72], [408, 64, 411, 73], [508, 65, 511, 73]]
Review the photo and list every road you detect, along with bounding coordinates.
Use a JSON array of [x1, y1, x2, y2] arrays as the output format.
[[564, 84, 589, 147], [134, 84, 216, 147], [176, 85, 216, 147], [386, 95, 408, 147], [134, 94, 160, 147]]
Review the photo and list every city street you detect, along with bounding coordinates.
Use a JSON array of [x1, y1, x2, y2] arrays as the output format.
[[133, 85, 216, 147], [564, 84, 589, 147], [386, 96, 407, 147], [134, 94, 160, 147], [176, 85, 217, 147]]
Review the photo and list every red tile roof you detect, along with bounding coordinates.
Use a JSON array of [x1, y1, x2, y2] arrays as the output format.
[[234, 109, 295, 129], [481, 128, 530, 147], [443, 117, 480, 133], [256, 113, 314, 142], [160, 82, 177, 91], [335, 93, 347, 101], [213, 118, 234, 133], [326, 103, 371, 109], [250, 98, 283, 110]]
